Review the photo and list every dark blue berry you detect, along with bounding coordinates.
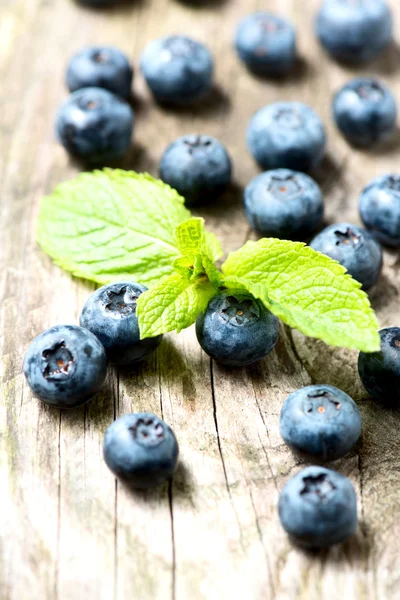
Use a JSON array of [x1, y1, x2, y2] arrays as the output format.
[[278, 466, 358, 549], [159, 135, 232, 207], [103, 413, 179, 488], [66, 46, 133, 99], [247, 102, 326, 172], [359, 174, 400, 248], [140, 36, 213, 105], [80, 282, 162, 366], [315, 0, 393, 64], [196, 290, 279, 367], [310, 223, 383, 290], [358, 327, 400, 403], [235, 12, 296, 76], [244, 169, 323, 239], [55, 87, 134, 163], [23, 325, 107, 409], [280, 385, 361, 461], [333, 78, 397, 148]]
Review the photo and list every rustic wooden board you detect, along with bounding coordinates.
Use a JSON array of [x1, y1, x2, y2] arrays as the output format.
[[1, 0, 400, 598]]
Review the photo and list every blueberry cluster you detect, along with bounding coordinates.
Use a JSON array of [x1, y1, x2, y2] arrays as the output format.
[[36, 0, 400, 546]]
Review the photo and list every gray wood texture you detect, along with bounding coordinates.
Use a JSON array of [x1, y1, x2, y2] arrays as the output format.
[[1, 0, 400, 598]]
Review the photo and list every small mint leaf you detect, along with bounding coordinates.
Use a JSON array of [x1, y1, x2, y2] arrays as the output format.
[[137, 273, 216, 338], [174, 218, 223, 262], [37, 169, 191, 287], [222, 239, 380, 352]]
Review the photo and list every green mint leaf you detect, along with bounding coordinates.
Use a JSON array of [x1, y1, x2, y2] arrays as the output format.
[[222, 239, 380, 352], [137, 273, 216, 338], [174, 217, 223, 262], [37, 169, 191, 287]]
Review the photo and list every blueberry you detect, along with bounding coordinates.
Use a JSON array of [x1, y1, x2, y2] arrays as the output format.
[[140, 35, 213, 105], [23, 325, 107, 409], [280, 385, 361, 461], [359, 174, 400, 248], [247, 102, 326, 172], [159, 135, 232, 207], [244, 169, 323, 239], [56, 87, 134, 163], [310, 223, 383, 290], [358, 328, 400, 403], [333, 78, 397, 148], [196, 290, 279, 367], [315, 0, 393, 64], [66, 46, 133, 99], [235, 12, 296, 76], [103, 412, 179, 488], [80, 282, 162, 365], [278, 466, 358, 549]]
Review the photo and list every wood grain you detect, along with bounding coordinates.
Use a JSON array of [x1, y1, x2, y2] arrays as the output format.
[[1, 0, 400, 598]]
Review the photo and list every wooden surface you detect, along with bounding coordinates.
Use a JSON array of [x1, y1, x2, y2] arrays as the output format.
[[1, 0, 400, 598]]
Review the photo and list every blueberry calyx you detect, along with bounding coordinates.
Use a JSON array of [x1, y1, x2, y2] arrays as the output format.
[[334, 227, 361, 247], [305, 389, 342, 413], [268, 173, 303, 200], [275, 107, 303, 129], [386, 175, 400, 192], [356, 80, 384, 102], [42, 341, 75, 379], [220, 295, 260, 326], [163, 37, 197, 59], [103, 285, 140, 317], [130, 416, 166, 447], [300, 473, 336, 499], [183, 135, 212, 154]]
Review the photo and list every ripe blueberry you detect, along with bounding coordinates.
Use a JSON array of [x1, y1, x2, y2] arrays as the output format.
[[358, 328, 400, 403], [66, 46, 133, 99], [310, 223, 383, 290], [333, 78, 397, 148], [196, 290, 279, 367], [244, 169, 323, 239], [23, 325, 107, 409], [56, 87, 134, 163], [359, 174, 400, 248], [315, 0, 393, 64], [80, 282, 162, 365], [280, 385, 361, 461], [103, 412, 179, 488], [159, 135, 232, 206], [235, 12, 296, 76], [279, 466, 358, 549], [140, 35, 213, 105], [247, 102, 326, 172]]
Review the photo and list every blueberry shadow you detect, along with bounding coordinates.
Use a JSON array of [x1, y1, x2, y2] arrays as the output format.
[[67, 140, 157, 174], [368, 272, 399, 313], [368, 41, 400, 77], [292, 523, 369, 565], [156, 85, 230, 119], [75, 0, 145, 11], [246, 56, 311, 85]]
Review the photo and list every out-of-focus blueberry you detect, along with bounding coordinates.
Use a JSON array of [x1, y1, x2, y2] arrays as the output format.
[[247, 102, 326, 172], [278, 465, 358, 548], [280, 384, 362, 461], [310, 223, 383, 289], [315, 0, 393, 64], [359, 174, 400, 247], [55, 87, 134, 163], [235, 12, 296, 75], [333, 78, 397, 147], [358, 327, 400, 403], [66, 46, 133, 99], [140, 35, 213, 105], [244, 168, 323, 239], [159, 135, 232, 206]]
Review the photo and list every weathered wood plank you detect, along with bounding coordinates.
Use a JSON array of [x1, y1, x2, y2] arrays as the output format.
[[1, 0, 400, 599]]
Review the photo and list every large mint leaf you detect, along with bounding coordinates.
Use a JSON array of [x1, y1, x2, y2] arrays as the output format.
[[222, 239, 380, 352], [37, 169, 191, 287], [137, 273, 216, 338]]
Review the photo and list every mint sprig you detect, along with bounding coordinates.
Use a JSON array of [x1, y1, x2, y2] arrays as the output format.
[[37, 169, 380, 352]]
